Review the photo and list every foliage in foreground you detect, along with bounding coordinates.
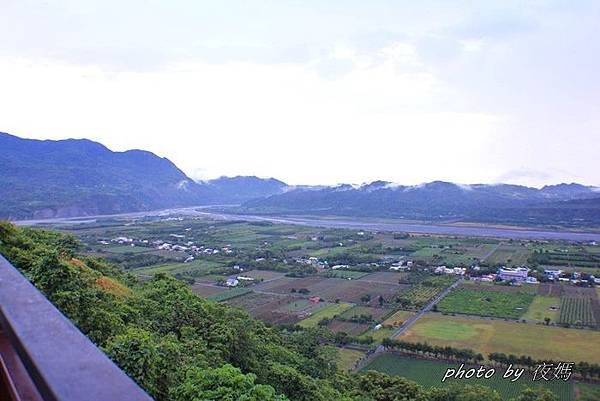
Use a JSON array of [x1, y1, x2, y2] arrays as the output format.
[[0, 221, 558, 401]]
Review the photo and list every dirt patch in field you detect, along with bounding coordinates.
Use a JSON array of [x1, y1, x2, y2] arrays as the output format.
[[339, 305, 391, 321], [225, 292, 326, 324], [328, 320, 370, 336], [538, 283, 563, 297], [191, 283, 227, 297], [562, 286, 597, 298], [308, 278, 406, 304], [360, 272, 408, 284]]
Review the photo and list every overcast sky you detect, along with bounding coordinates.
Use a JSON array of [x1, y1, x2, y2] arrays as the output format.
[[1, 1, 599, 187]]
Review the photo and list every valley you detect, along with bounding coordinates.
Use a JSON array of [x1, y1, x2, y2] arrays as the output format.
[[43, 212, 600, 400]]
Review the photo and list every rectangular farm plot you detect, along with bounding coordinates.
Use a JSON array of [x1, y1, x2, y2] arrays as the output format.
[[298, 303, 353, 328], [252, 276, 328, 293], [327, 320, 370, 336], [320, 270, 369, 279], [558, 298, 597, 327], [338, 306, 391, 322], [558, 286, 600, 328], [309, 279, 405, 304], [537, 283, 563, 296], [521, 296, 560, 322], [359, 271, 407, 284], [225, 292, 315, 325], [191, 283, 227, 298], [207, 287, 252, 302], [336, 348, 365, 372], [437, 287, 534, 318], [400, 313, 600, 364], [383, 310, 415, 328]]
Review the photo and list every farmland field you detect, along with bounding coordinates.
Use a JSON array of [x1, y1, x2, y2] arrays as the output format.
[[327, 320, 370, 336], [521, 296, 560, 322], [400, 313, 600, 363], [363, 353, 574, 400], [361, 326, 394, 343], [538, 283, 564, 297], [339, 306, 390, 322], [297, 303, 353, 328], [207, 287, 252, 302], [437, 287, 534, 318], [382, 310, 415, 327], [335, 348, 365, 372], [191, 283, 227, 298], [559, 298, 597, 327], [321, 270, 369, 279], [360, 271, 408, 284]]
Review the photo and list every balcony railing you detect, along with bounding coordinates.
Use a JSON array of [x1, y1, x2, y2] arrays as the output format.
[[0, 254, 153, 401]]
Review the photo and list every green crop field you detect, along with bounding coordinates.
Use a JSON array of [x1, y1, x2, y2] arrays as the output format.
[[298, 303, 353, 328], [437, 287, 534, 318], [559, 298, 597, 327], [321, 270, 369, 279], [400, 313, 600, 364], [363, 353, 574, 400], [207, 287, 252, 302], [521, 296, 560, 322]]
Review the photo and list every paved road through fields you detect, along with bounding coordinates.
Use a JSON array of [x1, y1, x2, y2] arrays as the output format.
[[355, 278, 462, 371]]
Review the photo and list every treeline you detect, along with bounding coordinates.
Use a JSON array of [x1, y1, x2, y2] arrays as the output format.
[[0, 221, 560, 401], [382, 339, 484, 364]]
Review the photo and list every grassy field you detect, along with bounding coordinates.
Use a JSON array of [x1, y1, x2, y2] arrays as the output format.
[[521, 296, 560, 322], [400, 313, 600, 364], [335, 348, 365, 372], [361, 326, 394, 343], [297, 303, 353, 328], [383, 310, 415, 327], [437, 287, 534, 318], [363, 353, 574, 400]]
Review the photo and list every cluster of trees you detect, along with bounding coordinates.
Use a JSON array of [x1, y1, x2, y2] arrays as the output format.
[[382, 339, 484, 364], [0, 221, 561, 401]]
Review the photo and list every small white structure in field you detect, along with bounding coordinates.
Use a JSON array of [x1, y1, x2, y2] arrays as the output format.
[[225, 278, 239, 287]]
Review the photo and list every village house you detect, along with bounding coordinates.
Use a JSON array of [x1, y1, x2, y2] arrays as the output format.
[[497, 266, 529, 283]]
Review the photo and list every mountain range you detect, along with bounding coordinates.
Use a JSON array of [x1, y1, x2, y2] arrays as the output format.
[[241, 181, 600, 227], [0, 132, 285, 219], [2, 132, 599, 227]]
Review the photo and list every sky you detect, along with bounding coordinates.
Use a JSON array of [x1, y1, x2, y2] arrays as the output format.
[[1, 1, 599, 187]]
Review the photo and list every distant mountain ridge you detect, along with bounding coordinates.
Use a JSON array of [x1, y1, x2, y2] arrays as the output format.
[[0, 133, 285, 219], [241, 180, 600, 228]]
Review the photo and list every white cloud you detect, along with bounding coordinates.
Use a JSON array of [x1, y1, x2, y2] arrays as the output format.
[[0, 1, 598, 187]]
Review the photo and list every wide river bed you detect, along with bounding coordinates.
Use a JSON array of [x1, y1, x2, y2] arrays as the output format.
[[14, 206, 600, 242]]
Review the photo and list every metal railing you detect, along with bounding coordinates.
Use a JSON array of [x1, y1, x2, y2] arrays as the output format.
[[0, 254, 153, 401]]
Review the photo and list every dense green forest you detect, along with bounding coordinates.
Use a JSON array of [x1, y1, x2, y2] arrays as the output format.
[[0, 222, 557, 401]]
